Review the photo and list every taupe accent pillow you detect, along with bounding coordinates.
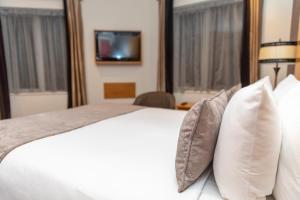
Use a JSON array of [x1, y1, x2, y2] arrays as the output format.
[[175, 90, 228, 192], [226, 83, 241, 100]]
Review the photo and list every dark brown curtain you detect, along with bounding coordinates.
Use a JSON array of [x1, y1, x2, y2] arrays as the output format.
[[241, 0, 263, 87], [288, 0, 300, 75], [157, 0, 166, 92], [64, 0, 87, 108], [165, 0, 174, 93], [157, 0, 174, 93], [0, 20, 10, 119]]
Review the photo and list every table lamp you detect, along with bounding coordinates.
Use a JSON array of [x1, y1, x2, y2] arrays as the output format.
[[259, 39, 297, 87]]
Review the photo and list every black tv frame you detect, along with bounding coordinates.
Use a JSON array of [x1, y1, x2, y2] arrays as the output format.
[[94, 30, 142, 65]]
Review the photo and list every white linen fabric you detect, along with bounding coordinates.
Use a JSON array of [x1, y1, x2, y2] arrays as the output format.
[[273, 75, 300, 103], [198, 174, 275, 200], [199, 174, 222, 200], [0, 108, 210, 200], [213, 77, 281, 200], [273, 85, 300, 200]]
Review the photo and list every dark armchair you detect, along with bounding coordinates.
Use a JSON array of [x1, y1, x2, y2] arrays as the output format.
[[133, 91, 175, 109]]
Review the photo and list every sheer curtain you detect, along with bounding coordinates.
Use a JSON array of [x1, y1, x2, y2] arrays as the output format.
[[173, 0, 243, 92], [157, 0, 174, 93], [1, 15, 39, 92], [0, 8, 67, 93], [40, 16, 67, 91]]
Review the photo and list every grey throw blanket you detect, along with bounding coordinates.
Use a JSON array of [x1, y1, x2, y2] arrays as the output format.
[[0, 104, 143, 162]]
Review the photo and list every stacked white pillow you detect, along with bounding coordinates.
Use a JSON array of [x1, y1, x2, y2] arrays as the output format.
[[273, 75, 300, 200], [273, 75, 300, 102], [213, 77, 281, 200]]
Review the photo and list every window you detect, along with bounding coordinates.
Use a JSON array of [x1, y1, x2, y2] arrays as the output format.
[[173, 0, 243, 92], [0, 8, 67, 93]]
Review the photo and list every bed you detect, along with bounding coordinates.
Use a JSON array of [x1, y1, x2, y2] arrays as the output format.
[[0, 105, 221, 200]]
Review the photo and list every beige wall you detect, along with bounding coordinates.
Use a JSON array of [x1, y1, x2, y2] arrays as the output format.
[[81, 0, 159, 105], [10, 93, 67, 117], [0, 0, 63, 9]]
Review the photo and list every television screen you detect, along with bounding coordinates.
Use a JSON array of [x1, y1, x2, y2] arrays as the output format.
[[95, 31, 141, 64]]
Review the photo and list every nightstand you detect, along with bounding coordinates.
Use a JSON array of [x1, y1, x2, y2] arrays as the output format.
[[176, 102, 194, 111]]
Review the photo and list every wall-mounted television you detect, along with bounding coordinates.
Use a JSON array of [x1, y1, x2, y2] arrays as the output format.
[[95, 30, 142, 65]]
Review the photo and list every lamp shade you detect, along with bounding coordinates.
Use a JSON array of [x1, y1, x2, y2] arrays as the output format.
[[259, 41, 297, 63]]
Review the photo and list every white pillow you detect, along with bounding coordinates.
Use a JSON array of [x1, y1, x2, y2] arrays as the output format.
[[274, 75, 299, 103], [213, 77, 281, 200], [273, 85, 300, 200]]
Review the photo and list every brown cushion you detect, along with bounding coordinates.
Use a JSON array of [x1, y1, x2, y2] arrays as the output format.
[[226, 83, 241, 100], [175, 90, 228, 192], [133, 91, 175, 109]]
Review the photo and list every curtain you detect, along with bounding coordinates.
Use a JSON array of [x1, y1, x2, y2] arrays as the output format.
[[64, 0, 87, 107], [296, 15, 300, 79], [40, 16, 67, 91], [0, 8, 67, 93], [165, 0, 174, 93], [288, 0, 300, 75], [157, 0, 174, 93], [0, 20, 10, 119], [1, 15, 39, 92], [241, 0, 263, 86], [240, 0, 250, 87], [173, 0, 243, 91], [248, 0, 263, 83], [157, 0, 166, 91]]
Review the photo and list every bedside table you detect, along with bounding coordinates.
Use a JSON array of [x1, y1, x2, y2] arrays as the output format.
[[176, 102, 194, 111]]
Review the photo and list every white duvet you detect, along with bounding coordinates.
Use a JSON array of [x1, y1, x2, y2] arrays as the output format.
[[0, 108, 211, 200]]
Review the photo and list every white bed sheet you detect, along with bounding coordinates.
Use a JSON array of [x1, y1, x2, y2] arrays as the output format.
[[0, 108, 211, 200], [199, 174, 275, 200], [199, 174, 223, 200]]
